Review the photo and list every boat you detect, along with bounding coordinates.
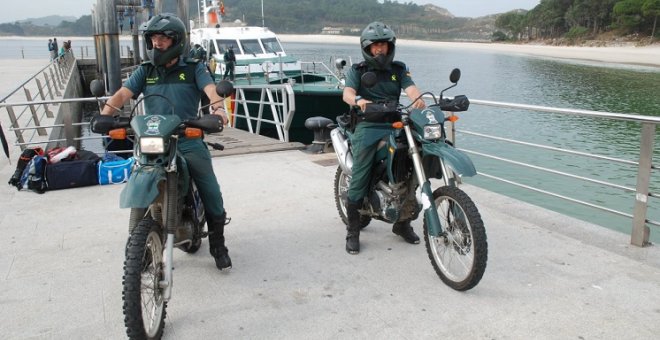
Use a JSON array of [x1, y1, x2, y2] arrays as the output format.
[[189, 0, 346, 144]]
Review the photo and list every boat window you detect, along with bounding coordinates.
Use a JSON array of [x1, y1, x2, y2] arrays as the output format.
[[214, 39, 238, 54], [240, 39, 263, 56], [209, 40, 217, 56], [262, 38, 283, 54]]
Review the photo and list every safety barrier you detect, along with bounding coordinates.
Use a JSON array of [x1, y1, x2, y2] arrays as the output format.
[[0, 51, 77, 151], [447, 99, 659, 247]]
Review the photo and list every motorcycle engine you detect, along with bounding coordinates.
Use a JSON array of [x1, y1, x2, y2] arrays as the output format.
[[370, 181, 408, 223]]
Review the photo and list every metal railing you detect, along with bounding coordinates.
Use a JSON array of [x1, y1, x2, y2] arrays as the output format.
[[230, 83, 296, 142], [446, 99, 658, 246], [0, 51, 78, 150]]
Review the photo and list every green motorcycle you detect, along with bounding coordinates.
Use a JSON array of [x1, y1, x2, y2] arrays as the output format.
[[331, 69, 488, 291], [91, 80, 233, 339]]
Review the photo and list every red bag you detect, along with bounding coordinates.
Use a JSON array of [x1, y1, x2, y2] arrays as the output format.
[[46, 146, 76, 163]]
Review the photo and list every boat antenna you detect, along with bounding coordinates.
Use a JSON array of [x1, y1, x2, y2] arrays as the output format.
[[261, 0, 265, 27], [197, 0, 201, 26]]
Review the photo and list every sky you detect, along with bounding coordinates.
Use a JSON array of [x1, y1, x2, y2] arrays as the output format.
[[0, 0, 541, 25]]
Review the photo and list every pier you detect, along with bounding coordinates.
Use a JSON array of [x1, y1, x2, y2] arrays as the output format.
[[2, 60, 660, 338]]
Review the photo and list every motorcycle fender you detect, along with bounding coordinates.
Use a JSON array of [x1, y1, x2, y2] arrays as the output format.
[[119, 166, 166, 209], [422, 142, 477, 177]]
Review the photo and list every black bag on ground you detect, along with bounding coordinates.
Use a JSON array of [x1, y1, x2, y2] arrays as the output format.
[[8, 147, 44, 189], [45, 159, 99, 190]]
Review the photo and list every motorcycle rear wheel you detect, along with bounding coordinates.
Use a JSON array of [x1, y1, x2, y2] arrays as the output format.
[[334, 166, 371, 229], [423, 186, 487, 291], [123, 218, 167, 339]]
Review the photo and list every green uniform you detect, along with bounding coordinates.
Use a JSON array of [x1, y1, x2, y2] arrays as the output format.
[[344, 61, 415, 202], [123, 57, 225, 222]]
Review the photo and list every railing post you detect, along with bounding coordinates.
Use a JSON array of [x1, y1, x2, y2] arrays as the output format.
[[56, 62, 66, 88], [35, 78, 54, 118], [43, 73, 56, 99], [23, 88, 48, 136], [631, 122, 655, 246], [5, 106, 26, 149], [49, 67, 63, 96]]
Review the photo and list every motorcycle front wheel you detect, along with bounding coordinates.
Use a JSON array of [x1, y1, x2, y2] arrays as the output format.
[[334, 166, 371, 229], [123, 218, 167, 339], [423, 186, 487, 291]]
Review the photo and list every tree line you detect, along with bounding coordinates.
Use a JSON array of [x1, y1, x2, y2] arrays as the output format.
[[0, 16, 92, 36], [1, 0, 657, 43], [0, 0, 472, 39], [495, 0, 660, 42]]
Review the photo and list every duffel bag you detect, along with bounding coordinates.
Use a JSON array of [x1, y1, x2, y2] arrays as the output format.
[[45, 159, 99, 190], [98, 157, 134, 185]]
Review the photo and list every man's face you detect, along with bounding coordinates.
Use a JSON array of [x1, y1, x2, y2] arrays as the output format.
[[150, 33, 173, 51], [369, 41, 388, 57]]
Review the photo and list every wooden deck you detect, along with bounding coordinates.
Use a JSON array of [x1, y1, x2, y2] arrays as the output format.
[[205, 126, 306, 157]]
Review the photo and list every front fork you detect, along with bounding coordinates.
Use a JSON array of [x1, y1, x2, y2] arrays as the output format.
[[402, 123, 443, 237], [161, 152, 179, 302]]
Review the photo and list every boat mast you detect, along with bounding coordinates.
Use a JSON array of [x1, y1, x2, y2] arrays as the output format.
[[261, 0, 265, 27]]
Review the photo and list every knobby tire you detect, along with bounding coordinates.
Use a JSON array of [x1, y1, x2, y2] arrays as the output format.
[[122, 219, 167, 339], [424, 186, 487, 291]]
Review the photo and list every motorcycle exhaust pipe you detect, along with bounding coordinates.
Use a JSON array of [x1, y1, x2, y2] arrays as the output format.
[[331, 128, 353, 175]]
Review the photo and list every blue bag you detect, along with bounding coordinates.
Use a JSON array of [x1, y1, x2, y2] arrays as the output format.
[[98, 157, 135, 185]]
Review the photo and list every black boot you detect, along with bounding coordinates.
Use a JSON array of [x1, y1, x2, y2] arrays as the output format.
[[392, 220, 420, 244], [345, 200, 361, 254], [208, 213, 232, 270]]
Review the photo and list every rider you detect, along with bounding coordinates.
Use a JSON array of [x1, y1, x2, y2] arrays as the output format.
[[342, 21, 426, 255], [96, 13, 233, 270]]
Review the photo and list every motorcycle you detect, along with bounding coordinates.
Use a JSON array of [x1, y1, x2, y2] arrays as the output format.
[[90, 79, 234, 339], [331, 68, 488, 291]]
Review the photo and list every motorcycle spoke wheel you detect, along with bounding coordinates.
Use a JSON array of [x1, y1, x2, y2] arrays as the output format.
[[123, 219, 167, 339], [424, 186, 487, 291]]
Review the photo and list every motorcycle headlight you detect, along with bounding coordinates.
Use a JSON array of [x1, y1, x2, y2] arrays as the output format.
[[139, 137, 164, 154], [423, 124, 443, 140]]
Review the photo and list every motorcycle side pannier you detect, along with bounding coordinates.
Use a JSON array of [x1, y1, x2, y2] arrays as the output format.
[[45, 159, 99, 190]]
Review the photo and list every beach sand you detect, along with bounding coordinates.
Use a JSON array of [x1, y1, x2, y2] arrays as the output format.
[[2, 35, 659, 68], [279, 34, 660, 68]]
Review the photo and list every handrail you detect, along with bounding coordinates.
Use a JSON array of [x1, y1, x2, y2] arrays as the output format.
[[1, 52, 78, 150], [229, 83, 295, 142], [445, 98, 658, 247]]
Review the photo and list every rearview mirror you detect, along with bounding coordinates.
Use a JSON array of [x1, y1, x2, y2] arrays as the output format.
[[449, 68, 461, 84], [216, 80, 234, 97], [90, 79, 105, 97]]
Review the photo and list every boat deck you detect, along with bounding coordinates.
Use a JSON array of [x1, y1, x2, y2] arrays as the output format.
[[1, 60, 660, 339]]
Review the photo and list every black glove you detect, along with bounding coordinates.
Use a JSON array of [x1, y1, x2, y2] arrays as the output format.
[[90, 115, 116, 134]]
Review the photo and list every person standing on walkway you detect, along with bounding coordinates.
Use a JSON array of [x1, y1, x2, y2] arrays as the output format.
[[52, 38, 58, 61], [94, 13, 233, 270], [223, 45, 236, 81], [47, 39, 55, 61], [341, 21, 426, 254]]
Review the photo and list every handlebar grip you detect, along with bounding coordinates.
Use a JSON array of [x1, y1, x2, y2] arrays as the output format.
[[439, 95, 470, 112]]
